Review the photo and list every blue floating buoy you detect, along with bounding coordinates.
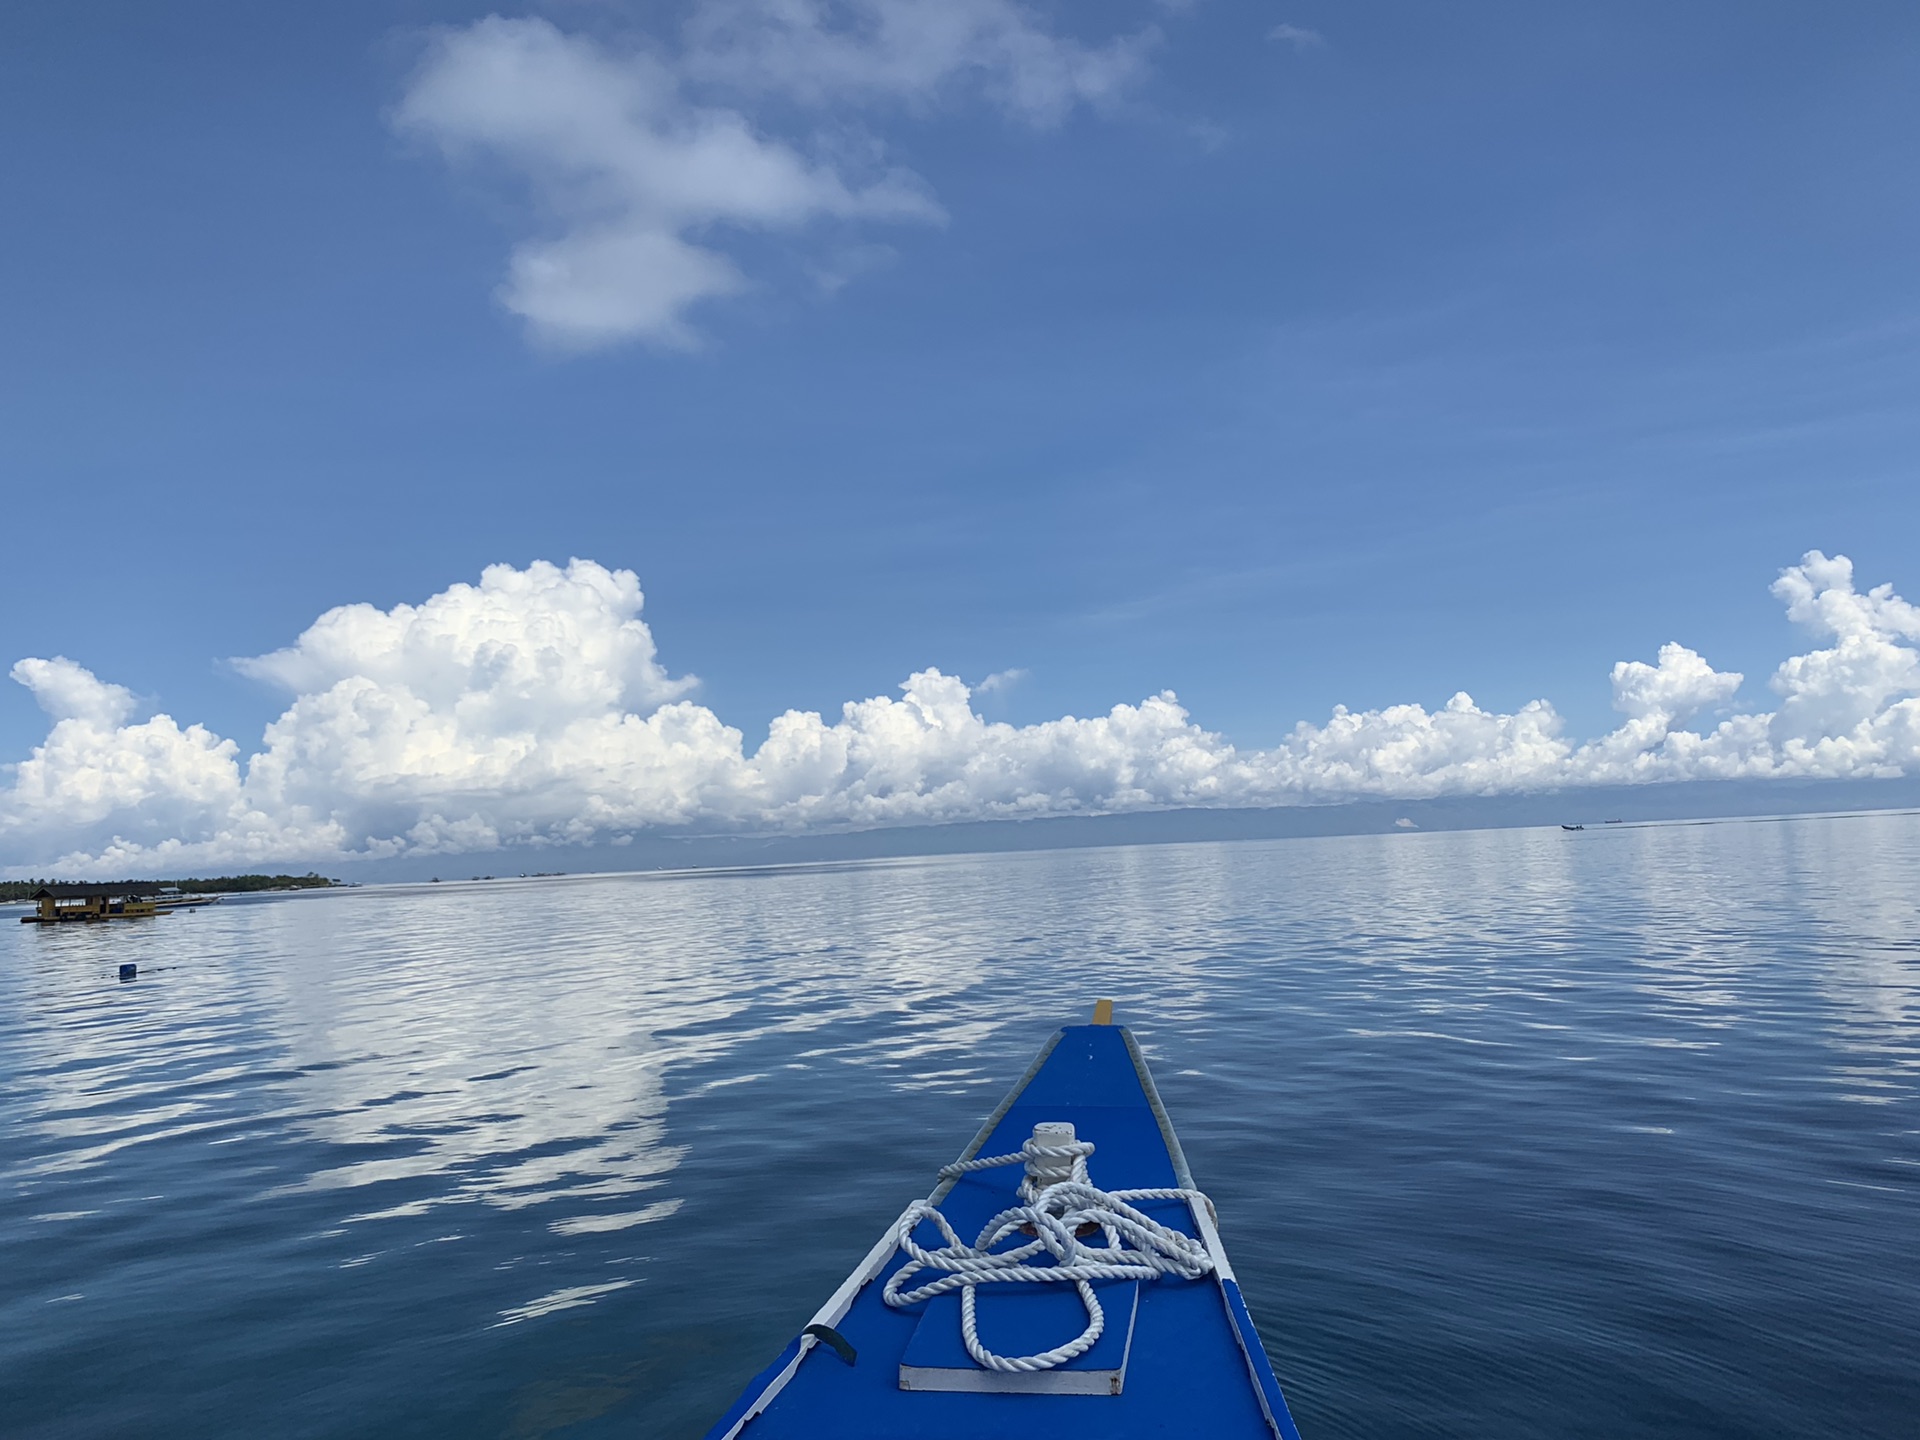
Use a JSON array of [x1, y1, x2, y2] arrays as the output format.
[[119, 963, 138, 982]]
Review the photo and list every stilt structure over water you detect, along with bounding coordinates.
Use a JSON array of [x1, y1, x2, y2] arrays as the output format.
[[21, 883, 165, 924]]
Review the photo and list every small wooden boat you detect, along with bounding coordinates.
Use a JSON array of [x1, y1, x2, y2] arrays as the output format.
[[704, 1005, 1303, 1438]]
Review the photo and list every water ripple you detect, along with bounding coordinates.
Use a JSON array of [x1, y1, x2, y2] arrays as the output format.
[[3, 817, 1918, 1438]]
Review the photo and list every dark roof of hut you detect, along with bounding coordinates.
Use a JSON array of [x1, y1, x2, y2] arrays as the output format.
[[30, 883, 162, 899]]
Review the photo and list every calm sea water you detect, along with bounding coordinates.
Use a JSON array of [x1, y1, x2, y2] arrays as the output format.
[[3, 817, 1917, 1439]]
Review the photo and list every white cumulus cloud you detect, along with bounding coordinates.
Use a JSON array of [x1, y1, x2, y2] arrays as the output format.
[[683, 0, 1152, 122], [3, 551, 1918, 877], [395, 16, 941, 349], [396, 3, 1148, 349], [234, 559, 695, 718], [1767, 551, 1920, 750], [1267, 24, 1325, 51], [11, 657, 137, 727]]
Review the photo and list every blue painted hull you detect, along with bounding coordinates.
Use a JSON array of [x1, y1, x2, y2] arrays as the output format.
[[704, 1022, 1304, 1438]]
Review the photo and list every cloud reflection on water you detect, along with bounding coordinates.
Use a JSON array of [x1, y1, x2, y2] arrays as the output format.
[[3, 820, 1918, 1438]]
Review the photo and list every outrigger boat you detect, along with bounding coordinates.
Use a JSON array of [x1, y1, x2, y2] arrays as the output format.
[[705, 1003, 1304, 1438]]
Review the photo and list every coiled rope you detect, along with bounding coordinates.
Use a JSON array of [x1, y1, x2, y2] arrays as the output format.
[[881, 1133, 1216, 1373]]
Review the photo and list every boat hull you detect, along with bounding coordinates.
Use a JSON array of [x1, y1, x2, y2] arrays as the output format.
[[705, 1021, 1303, 1439]]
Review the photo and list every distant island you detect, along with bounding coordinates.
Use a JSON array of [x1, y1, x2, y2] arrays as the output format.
[[0, 872, 342, 903]]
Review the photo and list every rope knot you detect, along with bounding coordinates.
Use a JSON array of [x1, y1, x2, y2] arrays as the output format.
[[881, 1121, 1217, 1374], [1015, 1121, 1093, 1200]]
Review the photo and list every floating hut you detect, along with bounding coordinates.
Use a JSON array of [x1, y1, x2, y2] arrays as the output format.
[[21, 883, 165, 924]]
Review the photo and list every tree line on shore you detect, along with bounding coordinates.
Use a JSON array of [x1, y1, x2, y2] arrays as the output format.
[[0, 873, 341, 902]]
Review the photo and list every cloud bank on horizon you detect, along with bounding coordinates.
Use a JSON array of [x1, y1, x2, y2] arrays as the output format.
[[3, 552, 1918, 877], [393, 3, 1153, 349]]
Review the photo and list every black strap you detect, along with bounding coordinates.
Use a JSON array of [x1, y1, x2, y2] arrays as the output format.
[[802, 1324, 857, 1366]]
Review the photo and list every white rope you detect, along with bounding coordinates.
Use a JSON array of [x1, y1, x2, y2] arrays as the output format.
[[881, 1135, 1215, 1373]]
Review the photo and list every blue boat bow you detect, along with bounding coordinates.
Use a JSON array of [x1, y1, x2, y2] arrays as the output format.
[[704, 1009, 1305, 1439]]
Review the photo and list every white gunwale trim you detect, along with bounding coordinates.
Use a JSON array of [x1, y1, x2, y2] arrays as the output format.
[[710, 1345, 808, 1440], [715, 1026, 1071, 1438], [1190, 1192, 1238, 1284], [808, 1228, 903, 1332], [1220, 1278, 1285, 1438], [1122, 1025, 1276, 1430], [711, 1226, 902, 1440], [1121, 1028, 1196, 1191]]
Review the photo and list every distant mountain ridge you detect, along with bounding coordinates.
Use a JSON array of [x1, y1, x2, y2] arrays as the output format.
[[321, 777, 1920, 885]]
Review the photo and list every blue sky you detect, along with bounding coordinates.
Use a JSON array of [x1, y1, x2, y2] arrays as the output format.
[[2, 2, 1918, 874]]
